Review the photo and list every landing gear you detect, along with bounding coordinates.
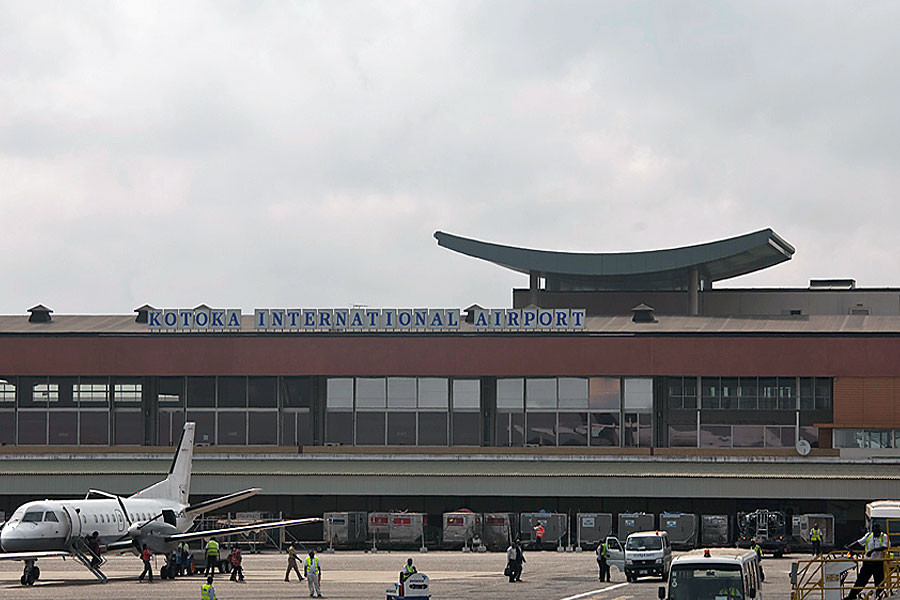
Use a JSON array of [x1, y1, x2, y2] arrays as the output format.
[[21, 561, 39, 586]]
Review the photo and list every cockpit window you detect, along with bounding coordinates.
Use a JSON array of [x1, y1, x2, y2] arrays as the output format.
[[22, 512, 43, 523], [44, 512, 59, 522]]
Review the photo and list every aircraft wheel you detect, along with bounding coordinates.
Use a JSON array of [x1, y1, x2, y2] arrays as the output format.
[[20, 574, 27, 586], [25, 574, 35, 586], [160, 566, 169, 580], [32, 566, 40, 581]]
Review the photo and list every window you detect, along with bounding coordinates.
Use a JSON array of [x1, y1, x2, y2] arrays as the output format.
[[815, 378, 832, 411], [186, 377, 215, 408], [668, 424, 697, 447], [248, 377, 277, 408], [326, 378, 353, 410], [114, 412, 143, 445], [526, 379, 557, 410], [739, 377, 758, 410], [158, 377, 185, 406], [0, 377, 14, 402], [217, 412, 247, 444], [80, 412, 109, 445], [34, 383, 59, 403], [418, 378, 449, 409], [217, 377, 247, 408], [624, 378, 652, 410], [387, 378, 417, 409], [113, 380, 142, 404], [667, 377, 697, 410], [248, 412, 277, 445], [558, 412, 588, 446], [452, 380, 480, 411], [701, 378, 719, 410], [186, 411, 214, 445], [590, 412, 620, 447], [720, 378, 739, 410], [418, 412, 448, 445], [356, 378, 386, 409], [387, 412, 416, 445], [700, 425, 732, 448], [589, 378, 620, 410], [732, 425, 765, 448], [18, 411, 47, 445], [497, 379, 524, 411], [558, 378, 588, 410], [44, 512, 58, 523], [356, 412, 385, 445], [75, 379, 108, 404]]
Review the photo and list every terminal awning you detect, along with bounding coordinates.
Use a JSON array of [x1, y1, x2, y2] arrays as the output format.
[[435, 229, 795, 290]]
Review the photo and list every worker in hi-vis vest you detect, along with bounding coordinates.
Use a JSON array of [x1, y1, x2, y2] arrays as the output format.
[[305, 549, 323, 597]]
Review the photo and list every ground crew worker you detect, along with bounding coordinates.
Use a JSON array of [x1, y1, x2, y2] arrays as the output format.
[[506, 542, 517, 583], [305, 549, 323, 597], [87, 531, 101, 569], [229, 545, 244, 582], [514, 539, 525, 582], [204, 538, 220, 575], [285, 545, 304, 582], [717, 583, 742, 597], [138, 543, 153, 583], [596, 540, 611, 581], [810, 525, 823, 555], [177, 541, 190, 576], [400, 558, 417, 583], [844, 523, 890, 600], [201, 575, 217, 600], [535, 523, 545, 546], [751, 539, 764, 582]]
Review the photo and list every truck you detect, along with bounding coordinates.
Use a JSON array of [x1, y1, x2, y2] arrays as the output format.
[[737, 509, 790, 557]]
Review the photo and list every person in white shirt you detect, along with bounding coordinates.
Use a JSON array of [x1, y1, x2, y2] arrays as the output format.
[[844, 523, 890, 600]]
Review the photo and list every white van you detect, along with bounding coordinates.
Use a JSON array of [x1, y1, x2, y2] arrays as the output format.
[[659, 548, 762, 600], [624, 530, 672, 581]]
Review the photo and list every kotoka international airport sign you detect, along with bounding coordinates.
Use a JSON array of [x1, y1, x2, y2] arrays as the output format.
[[146, 307, 586, 333]]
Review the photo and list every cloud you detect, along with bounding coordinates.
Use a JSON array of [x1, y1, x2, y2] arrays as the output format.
[[1, 1, 900, 314]]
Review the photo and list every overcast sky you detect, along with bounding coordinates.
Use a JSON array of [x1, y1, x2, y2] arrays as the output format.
[[2, 1, 899, 314]]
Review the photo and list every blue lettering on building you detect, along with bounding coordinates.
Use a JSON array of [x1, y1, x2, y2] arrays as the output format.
[[149, 312, 161, 327], [211, 311, 225, 327]]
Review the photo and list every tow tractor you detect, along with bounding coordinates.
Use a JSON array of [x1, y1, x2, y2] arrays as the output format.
[[386, 572, 431, 600]]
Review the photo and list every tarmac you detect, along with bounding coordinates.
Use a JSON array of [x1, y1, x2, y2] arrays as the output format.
[[0, 550, 796, 599]]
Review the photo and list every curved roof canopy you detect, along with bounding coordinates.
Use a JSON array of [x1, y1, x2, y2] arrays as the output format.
[[434, 229, 794, 291]]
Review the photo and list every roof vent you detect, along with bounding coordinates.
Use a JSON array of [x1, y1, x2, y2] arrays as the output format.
[[631, 303, 657, 323], [810, 279, 856, 290], [193, 303, 212, 311], [463, 304, 483, 324], [27, 304, 53, 323], [134, 304, 157, 324]]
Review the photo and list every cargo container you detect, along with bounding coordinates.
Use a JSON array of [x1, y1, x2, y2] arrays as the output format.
[[482, 513, 517, 550], [659, 512, 698, 549], [389, 513, 426, 548], [520, 512, 568, 548], [792, 513, 835, 550], [324, 511, 368, 549], [442, 510, 482, 548], [737, 509, 790, 557], [701, 515, 733, 547], [576, 513, 613, 549], [618, 512, 654, 539]]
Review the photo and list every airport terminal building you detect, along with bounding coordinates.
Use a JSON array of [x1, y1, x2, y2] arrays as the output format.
[[2, 229, 900, 533]]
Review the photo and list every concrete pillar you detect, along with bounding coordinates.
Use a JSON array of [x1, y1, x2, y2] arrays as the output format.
[[689, 267, 700, 316], [529, 271, 540, 306]]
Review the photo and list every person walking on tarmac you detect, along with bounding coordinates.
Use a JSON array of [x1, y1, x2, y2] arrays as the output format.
[[138, 544, 153, 583], [201, 575, 218, 600], [751, 538, 765, 582], [844, 523, 890, 600], [204, 537, 220, 575], [514, 539, 526, 582], [229, 545, 244, 582], [506, 541, 517, 583], [305, 549, 323, 597], [400, 558, 417, 583], [596, 539, 611, 581], [810, 525, 823, 555], [285, 545, 304, 582]]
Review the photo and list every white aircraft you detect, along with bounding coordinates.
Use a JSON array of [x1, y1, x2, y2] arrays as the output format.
[[0, 422, 318, 585]]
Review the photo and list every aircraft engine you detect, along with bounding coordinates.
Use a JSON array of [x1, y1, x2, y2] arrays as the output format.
[[131, 521, 180, 555]]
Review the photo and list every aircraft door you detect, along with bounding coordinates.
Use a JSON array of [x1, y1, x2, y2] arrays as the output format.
[[114, 509, 125, 532], [605, 536, 625, 573], [61, 505, 82, 544]]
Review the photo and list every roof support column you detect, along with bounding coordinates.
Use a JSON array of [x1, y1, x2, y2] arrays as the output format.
[[689, 267, 700, 316], [529, 271, 540, 306]]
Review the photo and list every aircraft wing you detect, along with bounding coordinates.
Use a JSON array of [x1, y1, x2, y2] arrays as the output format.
[[0, 550, 71, 561], [105, 540, 139, 553], [165, 517, 321, 543]]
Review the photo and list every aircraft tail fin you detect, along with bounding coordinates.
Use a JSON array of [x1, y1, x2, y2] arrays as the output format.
[[131, 422, 195, 504]]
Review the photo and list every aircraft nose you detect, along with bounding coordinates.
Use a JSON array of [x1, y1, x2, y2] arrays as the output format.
[[0, 523, 18, 552]]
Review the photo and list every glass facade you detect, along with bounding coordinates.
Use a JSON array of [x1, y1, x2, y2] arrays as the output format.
[[834, 429, 900, 449], [0, 374, 834, 449], [664, 376, 831, 448]]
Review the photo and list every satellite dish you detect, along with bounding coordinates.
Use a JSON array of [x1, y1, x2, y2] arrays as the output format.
[[796, 439, 811, 456]]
